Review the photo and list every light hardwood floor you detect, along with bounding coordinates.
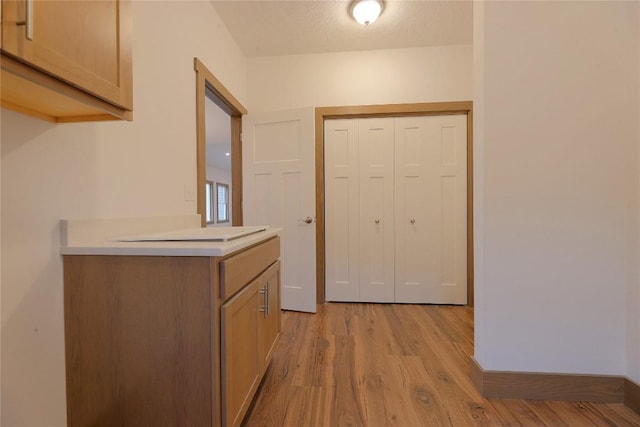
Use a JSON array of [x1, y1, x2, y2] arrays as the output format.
[[243, 303, 640, 426]]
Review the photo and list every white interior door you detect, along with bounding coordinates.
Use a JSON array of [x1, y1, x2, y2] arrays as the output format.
[[358, 118, 395, 303], [394, 115, 467, 304], [324, 119, 360, 301], [243, 107, 316, 313]]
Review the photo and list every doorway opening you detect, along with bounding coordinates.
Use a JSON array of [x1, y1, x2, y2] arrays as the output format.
[[194, 58, 247, 227]]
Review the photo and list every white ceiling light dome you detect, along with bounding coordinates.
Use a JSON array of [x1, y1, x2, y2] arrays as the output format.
[[350, 0, 383, 26]]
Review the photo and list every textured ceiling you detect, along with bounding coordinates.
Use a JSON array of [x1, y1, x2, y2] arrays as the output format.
[[205, 1, 473, 170], [211, 0, 473, 57]]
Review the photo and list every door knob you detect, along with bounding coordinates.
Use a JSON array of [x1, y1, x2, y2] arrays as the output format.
[[410, 219, 416, 224], [298, 216, 313, 224], [375, 219, 380, 224]]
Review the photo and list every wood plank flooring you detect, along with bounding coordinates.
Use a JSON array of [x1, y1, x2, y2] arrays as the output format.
[[243, 303, 640, 426]]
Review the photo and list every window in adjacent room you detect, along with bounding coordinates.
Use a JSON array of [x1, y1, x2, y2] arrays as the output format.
[[216, 183, 230, 223], [205, 180, 215, 224]]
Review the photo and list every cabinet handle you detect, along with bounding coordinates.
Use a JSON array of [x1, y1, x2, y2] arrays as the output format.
[[16, 0, 33, 41], [258, 284, 269, 318], [374, 219, 380, 224], [410, 218, 416, 224]]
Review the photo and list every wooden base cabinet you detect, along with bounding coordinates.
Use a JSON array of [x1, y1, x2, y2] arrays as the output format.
[[63, 237, 280, 427]]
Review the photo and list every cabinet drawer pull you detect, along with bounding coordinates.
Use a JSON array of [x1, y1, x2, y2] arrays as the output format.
[[16, 0, 34, 40], [258, 284, 269, 317]]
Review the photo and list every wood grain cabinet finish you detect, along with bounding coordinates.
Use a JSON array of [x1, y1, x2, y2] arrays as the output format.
[[258, 262, 281, 367], [1, 0, 133, 122], [221, 261, 281, 427], [63, 237, 280, 427], [221, 279, 262, 427]]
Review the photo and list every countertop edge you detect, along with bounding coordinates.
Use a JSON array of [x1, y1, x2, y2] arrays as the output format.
[[60, 228, 281, 257]]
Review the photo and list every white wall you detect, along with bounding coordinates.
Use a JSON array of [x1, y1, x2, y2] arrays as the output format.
[[0, 2, 247, 425], [472, 0, 487, 378], [0, 109, 2, 425], [207, 165, 232, 188], [474, 1, 639, 379], [247, 45, 472, 112]]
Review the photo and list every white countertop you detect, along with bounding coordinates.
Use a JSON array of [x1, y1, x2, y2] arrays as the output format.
[[60, 216, 280, 257]]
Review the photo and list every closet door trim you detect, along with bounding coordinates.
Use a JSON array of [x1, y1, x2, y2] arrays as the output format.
[[315, 102, 474, 306]]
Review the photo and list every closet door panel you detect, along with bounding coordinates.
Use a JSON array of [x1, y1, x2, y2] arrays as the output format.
[[394, 115, 467, 304], [439, 117, 468, 304], [359, 118, 395, 302], [325, 120, 360, 301], [394, 118, 440, 303]]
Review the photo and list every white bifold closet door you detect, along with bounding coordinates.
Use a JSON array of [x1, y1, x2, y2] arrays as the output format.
[[394, 115, 467, 304], [324, 119, 360, 302], [324, 115, 467, 304]]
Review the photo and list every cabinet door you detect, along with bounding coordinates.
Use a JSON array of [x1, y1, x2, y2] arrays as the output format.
[[258, 261, 281, 368], [221, 280, 261, 427], [1, 0, 132, 109]]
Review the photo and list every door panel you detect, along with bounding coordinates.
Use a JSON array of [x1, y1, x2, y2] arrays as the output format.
[[324, 120, 360, 301], [394, 115, 467, 304], [243, 108, 316, 313], [358, 118, 395, 303]]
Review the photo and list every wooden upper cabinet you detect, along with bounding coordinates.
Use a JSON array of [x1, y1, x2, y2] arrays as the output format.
[[1, 0, 133, 122]]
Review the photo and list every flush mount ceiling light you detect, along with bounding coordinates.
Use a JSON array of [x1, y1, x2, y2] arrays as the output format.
[[350, 0, 383, 26]]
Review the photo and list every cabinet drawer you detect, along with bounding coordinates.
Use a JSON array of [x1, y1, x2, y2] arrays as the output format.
[[220, 237, 279, 300]]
